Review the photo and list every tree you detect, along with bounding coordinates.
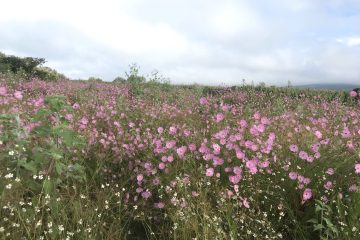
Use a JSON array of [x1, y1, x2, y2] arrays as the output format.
[[113, 76, 126, 83], [0, 52, 45, 78]]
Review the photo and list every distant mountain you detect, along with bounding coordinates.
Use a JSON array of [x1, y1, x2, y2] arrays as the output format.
[[294, 83, 359, 91]]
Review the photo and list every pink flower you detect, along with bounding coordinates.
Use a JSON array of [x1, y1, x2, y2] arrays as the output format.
[[246, 160, 256, 170], [159, 162, 166, 170], [192, 191, 199, 197], [314, 130, 322, 139], [341, 127, 351, 138], [299, 151, 308, 160], [259, 161, 269, 168], [350, 90, 358, 97], [167, 155, 174, 162], [183, 129, 191, 137], [14, 91, 23, 100], [0, 86, 7, 96], [261, 117, 270, 125], [239, 119, 247, 128], [65, 113, 73, 122], [157, 127, 164, 134], [326, 168, 334, 175], [242, 198, 250, 208], [229, 175, 241, 184], [303, 178, 311, 185], [169, 126, 177, 135], [153, 178, 160, 186], [302, 188, 312, 201], [79, 117, 89, 125], [298, 175, 305, 183], [289, 172, 298, 180], [212, 143, 221, 153], [289, 144, 298, 152], [155, 202, 165, 209], [324, 181, 333, 190], [233, 166, 242, 175], [176, 146, 187, 158], [137, 174, 144, 182], [141, 190, 152, 199], [250, 125, 259, 135], [199, 97, 208, 105], [206, 168, 214, 177], [215, 113, 224, 123], [236, 150, 245, 159], [188, 143, 197, 151], [72, 103, 80, 109], [225, 189, 234, 198], [34, 97, 44, 107], [249, 167, 258, 174], [355, 163, 360, 174], [166, 140, 176, 149], [349, 184, 358, 192], [306, 156, 314, 163], [253, 112, 261, 120]]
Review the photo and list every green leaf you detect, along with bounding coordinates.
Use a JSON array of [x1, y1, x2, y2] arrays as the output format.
[[43, 179, 54, 194], [45, 95, 67, 112], [51, 152, 63, 160], [58, 129, 75, 146], [315, 204, 323, 212], [34, 108, 51, 121], [55, 161, 66, 175], [21, 162, 38, 174], [314, 224, 324, 231], [307, 219, 318, 224], [323, 218, 334, 227], [33, 125, 52, 136]]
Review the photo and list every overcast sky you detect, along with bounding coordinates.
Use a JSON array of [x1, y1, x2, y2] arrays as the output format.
[[1, 0, 360, 85]]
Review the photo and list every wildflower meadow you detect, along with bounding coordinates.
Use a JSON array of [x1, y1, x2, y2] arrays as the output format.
[[1, 75, 360, 239]]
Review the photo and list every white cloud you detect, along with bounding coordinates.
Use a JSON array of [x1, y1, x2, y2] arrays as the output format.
[[0, 0, 360, 85], [337, 37, 360, 47]]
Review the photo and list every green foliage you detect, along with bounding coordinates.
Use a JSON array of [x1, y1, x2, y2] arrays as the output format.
[[0, 52, 67, 82], [113, 76, 126, 83], [0, 53, 45, 77], [34, 66, 66, 81], [125, 63, 146, 84], [88, 76, 103, 82], [308, 200, 339, 239], [0, 96, 86, 197]]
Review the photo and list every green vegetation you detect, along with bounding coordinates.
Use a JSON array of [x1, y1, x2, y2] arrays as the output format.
[[0, 54, 360, 239]]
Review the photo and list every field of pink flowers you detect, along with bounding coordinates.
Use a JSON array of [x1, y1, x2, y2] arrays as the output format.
[[1, 78, 360, 239]]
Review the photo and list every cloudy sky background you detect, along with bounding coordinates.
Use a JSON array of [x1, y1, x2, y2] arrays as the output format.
[[1, 0, 360, 86]]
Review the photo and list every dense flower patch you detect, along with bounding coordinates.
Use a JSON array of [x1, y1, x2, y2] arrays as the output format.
[[0, 78, 360, 239]]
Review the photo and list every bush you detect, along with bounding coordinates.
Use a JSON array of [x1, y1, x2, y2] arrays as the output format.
[[0, 52, 45, 78]]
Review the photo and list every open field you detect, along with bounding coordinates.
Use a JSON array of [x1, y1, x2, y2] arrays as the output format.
[[1, 77, 360, 239]]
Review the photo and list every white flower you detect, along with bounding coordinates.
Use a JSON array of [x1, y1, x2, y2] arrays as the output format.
[[8, 151, 14, 156], [5, 184, 12, 189], [58, 225, 64, 232], [36, 220, 42, 227], [4, 173, 13, 179]]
